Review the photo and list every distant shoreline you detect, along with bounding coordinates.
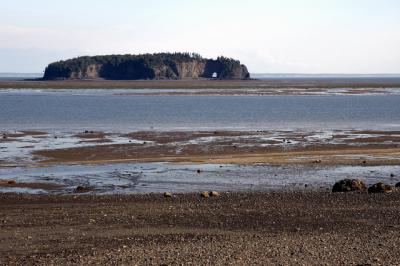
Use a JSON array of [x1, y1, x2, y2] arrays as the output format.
[[2, 78, 400, 89]]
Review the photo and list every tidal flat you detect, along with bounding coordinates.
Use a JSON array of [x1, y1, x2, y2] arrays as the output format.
[[1, 83, 400, 265]]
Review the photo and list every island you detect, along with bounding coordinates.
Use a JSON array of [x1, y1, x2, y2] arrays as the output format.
[[42, 53, 250, 80]]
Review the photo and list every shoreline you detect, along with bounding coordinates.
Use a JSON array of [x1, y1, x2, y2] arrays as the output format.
[[1, 190, 400, 265], [1, 79, 400, 90], [1, 129, 399, 195]]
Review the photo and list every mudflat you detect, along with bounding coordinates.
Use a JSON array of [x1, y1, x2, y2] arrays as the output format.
[[30, 130, 400, 167], [1, 191, 400, 265]]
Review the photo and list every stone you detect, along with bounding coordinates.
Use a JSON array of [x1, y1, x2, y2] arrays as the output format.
[[332, 179, 367, 193], [201, 191, 210, 198], [74, 186, 92, 193], [164, 192, 173, 198], [368, 182, 393, 193], [396, 182, 400, 188], [210, 191, 220, 197], [197, 169, 202, 174]]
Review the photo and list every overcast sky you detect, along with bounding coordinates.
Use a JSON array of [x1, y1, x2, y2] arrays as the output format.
[[1, 0, 400, 73]]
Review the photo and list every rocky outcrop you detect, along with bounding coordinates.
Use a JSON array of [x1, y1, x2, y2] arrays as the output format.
[[43, 53, 250, 80]]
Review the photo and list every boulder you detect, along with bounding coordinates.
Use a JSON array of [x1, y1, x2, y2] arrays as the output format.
[[164, 192, 173, 198], [210, 191, 220, 197], [332, 179, 367, 193], [368, 183, 393, 193], [396, 182, 400, 188], [74, 186, 92, 193], [201, 191, 210, 198]]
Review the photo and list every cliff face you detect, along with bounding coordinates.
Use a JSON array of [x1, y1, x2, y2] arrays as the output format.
[[43, 53, 250, 80]]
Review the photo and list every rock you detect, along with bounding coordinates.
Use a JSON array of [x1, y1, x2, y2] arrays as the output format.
[[210, 191, 220, 197], [396, 182, 400, 188], [390, 173, 395, 177], [74, 186, 92, 193], [43, 53, 250, 80], [197, 169, 202, 174], [164, 192, 173, 198], [201, 191, 210, 198], [368, 183, 393, 193], [332, 179, 367, 193]]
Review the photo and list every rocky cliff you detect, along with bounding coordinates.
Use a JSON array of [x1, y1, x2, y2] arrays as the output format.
[[43, 53, 250, 80]]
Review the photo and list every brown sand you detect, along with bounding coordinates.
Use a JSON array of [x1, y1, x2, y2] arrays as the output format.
[[0, 181, 64, 190], [31, 130, 400, 167], [1, 191, 400, 265]]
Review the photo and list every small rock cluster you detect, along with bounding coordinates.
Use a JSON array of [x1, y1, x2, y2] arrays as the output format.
[[201, 191, 220, 198], [332, 179, 397, 194]]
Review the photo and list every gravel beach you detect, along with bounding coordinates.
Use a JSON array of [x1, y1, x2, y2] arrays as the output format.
[[1, 190, 400, 265]]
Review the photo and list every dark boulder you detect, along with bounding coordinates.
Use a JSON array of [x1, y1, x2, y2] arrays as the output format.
[[74, 186, 92, 193], [332, 179, 367, 193], [368, 183, 393, 193]]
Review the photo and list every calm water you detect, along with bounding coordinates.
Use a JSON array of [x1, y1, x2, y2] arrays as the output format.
[[1, 90, 400, 132]]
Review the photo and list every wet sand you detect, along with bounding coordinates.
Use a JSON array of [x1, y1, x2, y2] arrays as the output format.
[[1, 191, 400, 265], [0, 180, 65, 190], [27, 130, 400, 167]]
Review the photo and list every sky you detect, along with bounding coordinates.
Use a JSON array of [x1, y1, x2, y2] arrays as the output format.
[[1, 0, 400, 73]]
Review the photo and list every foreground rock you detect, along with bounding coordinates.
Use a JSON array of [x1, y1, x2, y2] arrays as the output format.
[[164, 192, 173, 198], [368, 183, 393, 193], [201, 191, 210, 198], [210, 191, 220, 197], [332, 179, 367, 193]]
